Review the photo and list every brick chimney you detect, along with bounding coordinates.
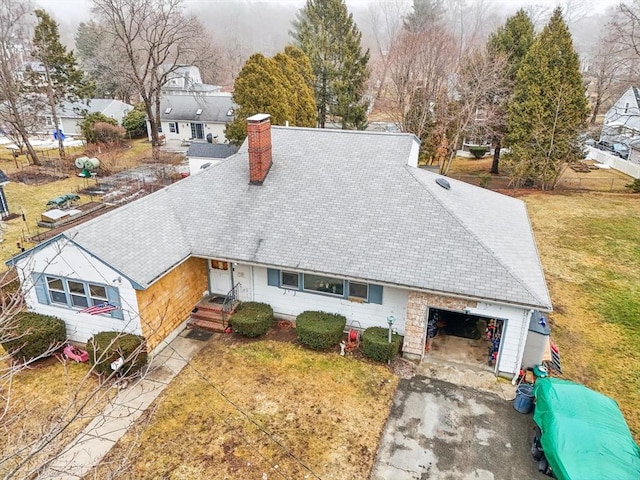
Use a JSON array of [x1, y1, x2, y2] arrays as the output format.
[[247, 113, 272, 185]]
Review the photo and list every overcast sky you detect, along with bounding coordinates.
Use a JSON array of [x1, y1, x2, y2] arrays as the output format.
[[35, 0, 624, 20]]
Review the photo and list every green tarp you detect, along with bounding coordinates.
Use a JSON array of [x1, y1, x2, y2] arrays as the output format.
[[533, 378, 640, 480]]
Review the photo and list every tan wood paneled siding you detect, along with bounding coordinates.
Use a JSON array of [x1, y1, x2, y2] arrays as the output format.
[[136, 257, 208, 350]]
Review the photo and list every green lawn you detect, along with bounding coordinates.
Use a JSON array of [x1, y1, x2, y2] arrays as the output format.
[[524, 192, 640, 439]]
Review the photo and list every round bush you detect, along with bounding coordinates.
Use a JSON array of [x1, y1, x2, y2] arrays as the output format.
[[86, 332, 147, 377], [296, 311, 346, 350], [1, 312, 66, 362], [362, 327, 402, 362], [468, 146, 488, 159], [231, 302, 274, 337]]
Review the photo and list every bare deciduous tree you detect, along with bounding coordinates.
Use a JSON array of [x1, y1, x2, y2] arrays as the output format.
[[586, 22, 629, 125], [0, 0, 43, 166], [441, 47, 509, 174], [383, 26, 458, 161], [91, 0, 211, 160]]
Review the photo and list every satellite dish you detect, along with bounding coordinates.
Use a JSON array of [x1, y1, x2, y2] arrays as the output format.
[[435, 178, 451, 190], [74, 156, 89, 169]]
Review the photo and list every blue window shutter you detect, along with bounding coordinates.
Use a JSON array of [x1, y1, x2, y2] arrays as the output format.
[[106, 286, 124, 320], [267, 269, 280, 287], [368, 284, 383, 304], [32, 273, 50, 305]]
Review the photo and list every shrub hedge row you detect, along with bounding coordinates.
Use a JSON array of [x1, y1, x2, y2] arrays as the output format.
[[296, 311, 346, 350], [1, 312, 66, 362], [231, 302, 274, 337], [86, 331, 147, 377], [362, 327, 402, 362]]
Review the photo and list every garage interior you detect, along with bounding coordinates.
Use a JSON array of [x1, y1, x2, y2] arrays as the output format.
[[425, 308, 504, 368]]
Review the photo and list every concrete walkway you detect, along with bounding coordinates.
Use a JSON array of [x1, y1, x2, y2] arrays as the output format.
[[40, 330, 209, 480]]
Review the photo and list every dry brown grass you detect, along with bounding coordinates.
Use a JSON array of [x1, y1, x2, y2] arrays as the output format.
[[523, 192, 640, 439], [0, 139, 154, 265], [95, 338, 398, 480], [0, 353, 115, 477]]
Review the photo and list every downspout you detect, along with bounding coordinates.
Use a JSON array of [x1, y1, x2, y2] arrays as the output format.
[[512, 309, 534, 384]]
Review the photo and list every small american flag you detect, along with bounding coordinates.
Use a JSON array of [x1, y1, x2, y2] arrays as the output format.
[[78, 303, 120, 315]]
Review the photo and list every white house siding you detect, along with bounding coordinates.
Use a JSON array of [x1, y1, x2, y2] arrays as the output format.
[[470, 302, 532, 376], [149, 121, 227, 143], [14, 239, 141, 344], [242, 265, 408, 334]]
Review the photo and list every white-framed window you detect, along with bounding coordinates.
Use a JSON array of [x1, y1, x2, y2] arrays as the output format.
[[267, 269, 383, 304], [169, 122, 179, 134], [45, 116, 53, 127], [38, 275, 122, 318], [348, 282, 368, 301], [281, 271, 299, 289]]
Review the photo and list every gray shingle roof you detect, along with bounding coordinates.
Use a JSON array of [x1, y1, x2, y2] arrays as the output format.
[[160, 95, 234, 122], [56, 126, 550, 310], [186, 142, 239, 159]]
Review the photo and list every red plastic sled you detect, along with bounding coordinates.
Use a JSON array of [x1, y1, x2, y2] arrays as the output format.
[[63, 345, 89, 363]]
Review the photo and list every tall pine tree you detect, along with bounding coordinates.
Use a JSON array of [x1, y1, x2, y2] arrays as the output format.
[[225, 47, 316, 145], [505, 7, 587, 189], [30, 9, 92, 160], [291, 0, 370, 129], [486, 9, 535, 174]]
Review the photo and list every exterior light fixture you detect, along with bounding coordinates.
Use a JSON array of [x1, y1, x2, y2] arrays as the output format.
[[387, 315, 396, 343]]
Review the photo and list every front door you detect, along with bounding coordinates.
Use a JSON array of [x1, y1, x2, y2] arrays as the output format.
[[209, 259, 232, 294]]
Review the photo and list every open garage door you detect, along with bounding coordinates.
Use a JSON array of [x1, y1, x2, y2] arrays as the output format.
[[426, 308, 505, 369]]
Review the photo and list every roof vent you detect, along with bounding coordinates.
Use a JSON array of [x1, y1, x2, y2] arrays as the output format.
[[435, 178, 451, 190]]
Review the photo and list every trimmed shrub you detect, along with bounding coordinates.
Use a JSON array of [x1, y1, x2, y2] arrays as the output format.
[[231, 302, 274, 337], [362, 327, 402, 362], [626, 179, 640, 193], [468, 146, 488, 159], [86, 332, 147, 377], [296, 311, 346, 350], [1, 312, 66, 362]]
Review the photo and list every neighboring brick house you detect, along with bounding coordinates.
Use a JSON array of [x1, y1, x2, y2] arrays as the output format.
[[8, 115, 551, 376]]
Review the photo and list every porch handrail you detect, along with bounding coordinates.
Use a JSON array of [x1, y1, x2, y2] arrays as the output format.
[[222, 282, 240, 327]]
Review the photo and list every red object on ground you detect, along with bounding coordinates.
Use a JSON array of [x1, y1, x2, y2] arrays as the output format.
[[63, 345, 89, 363], [349, 329, 358, 342]]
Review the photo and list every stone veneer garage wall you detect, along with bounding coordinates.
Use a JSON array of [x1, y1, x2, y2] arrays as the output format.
[[403, 292, 478, 359], [136, 257, 207, 350]]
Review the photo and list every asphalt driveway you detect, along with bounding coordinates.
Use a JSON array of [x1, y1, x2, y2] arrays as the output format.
[[371, 375, 547, 480]]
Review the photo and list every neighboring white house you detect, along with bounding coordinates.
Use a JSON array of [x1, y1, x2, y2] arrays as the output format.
[[161, 65, 223, 96], [39, 99, 134, 138], [601, 87, 640, 145], [8, 115, 552, 377], [147, 94, 234, 143]]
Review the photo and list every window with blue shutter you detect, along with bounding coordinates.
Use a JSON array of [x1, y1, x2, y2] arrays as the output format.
[[267, 268, 280, 286], [30, 273, 125, 318], [106, 286, 124, 320], [31, 273, 50, 305], [368, 284, 383, 304], [266, 268, 383, 304]]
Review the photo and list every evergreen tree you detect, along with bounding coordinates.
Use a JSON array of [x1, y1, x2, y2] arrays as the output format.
[[404, 0, 444, 33], [225, 47, 316, 145], [486, 9, 535, 174], [29, 9, 93, 160], [291, 0, 370, 129], [504, 7, 587, 189]]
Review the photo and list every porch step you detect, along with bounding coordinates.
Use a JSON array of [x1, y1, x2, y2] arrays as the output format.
[[188, 317, 227, 333], [187, 300, 240, 332]]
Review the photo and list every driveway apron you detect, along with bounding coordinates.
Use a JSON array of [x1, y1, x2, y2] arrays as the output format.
[[371, 375, 547, 480]]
